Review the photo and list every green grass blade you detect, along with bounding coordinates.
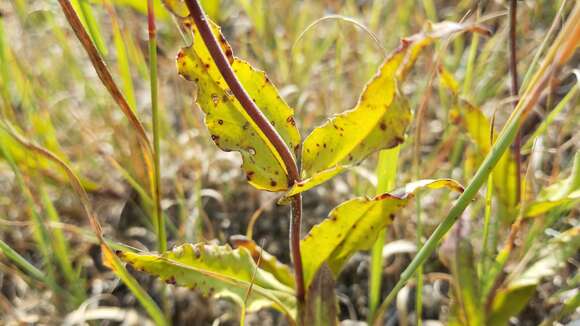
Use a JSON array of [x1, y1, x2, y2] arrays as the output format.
[[107, 1, 137, 111], [368, 146, 400, 320], [70, 0, 108, 56], [0, 237, 47, 283], [523, 83, 578, 152], [147, 0, 166, 253]]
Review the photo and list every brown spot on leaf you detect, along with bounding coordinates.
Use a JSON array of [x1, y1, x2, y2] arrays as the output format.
[[270, 180, 277, 187], [218, 119, 224, 125], [211, 135, 219, 141], [211, 94, 219, 105], [287, 116, 296, 126], [379, 122, 387, 130], [166, 276, 176, 285], [375, 193, 400, 200]]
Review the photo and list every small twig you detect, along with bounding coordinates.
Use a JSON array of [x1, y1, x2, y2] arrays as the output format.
[[183, 0, 305, 302]]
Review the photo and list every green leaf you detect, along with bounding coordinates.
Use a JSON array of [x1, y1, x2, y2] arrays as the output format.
[[118, 243, 297, 319], [448, 218, 484, 326], [488, 227, 580, 325], [525, 151, 580, 217], [300, 179, 463, 287], [231, 235, 295, 288], [177, 19, 301, 192]]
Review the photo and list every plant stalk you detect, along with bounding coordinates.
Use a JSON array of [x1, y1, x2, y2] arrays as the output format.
[[509, 0, 522, 204], [147, 0, 166, 253], [183, 0, 305, 302]]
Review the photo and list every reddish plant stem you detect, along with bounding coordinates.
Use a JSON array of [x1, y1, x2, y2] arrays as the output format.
[[509, 0, 522, 203], [183, 0, 305, 302]]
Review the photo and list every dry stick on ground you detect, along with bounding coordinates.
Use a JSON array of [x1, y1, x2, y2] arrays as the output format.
[[182, 0, 306, 303]]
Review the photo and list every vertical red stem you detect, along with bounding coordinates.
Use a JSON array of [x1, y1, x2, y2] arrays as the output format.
[[183, 0, 305, 303]]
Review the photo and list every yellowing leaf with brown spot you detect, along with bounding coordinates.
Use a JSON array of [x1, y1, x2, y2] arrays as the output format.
[[285, 22, 489, 199], [177, 19, 300, 191], [299, 50, 409, 183], [300, 179, 463, 287], [118, 243, 297, 320]]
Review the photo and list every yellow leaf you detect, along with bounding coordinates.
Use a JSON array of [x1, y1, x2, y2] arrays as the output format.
[[119, 243, 297, 319], [177, 19, 300, 191], [300, 179, 463, 287], [289, 47, 410, 198], [440, 67, 519, 210]]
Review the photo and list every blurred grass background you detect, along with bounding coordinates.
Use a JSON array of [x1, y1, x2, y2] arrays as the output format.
[[0, 0, 578, 325]]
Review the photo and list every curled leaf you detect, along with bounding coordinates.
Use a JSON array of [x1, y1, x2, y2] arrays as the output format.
[[300, 179, 463, 287], [118, 243, 297, 319], [177, 18, 300, 191]]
